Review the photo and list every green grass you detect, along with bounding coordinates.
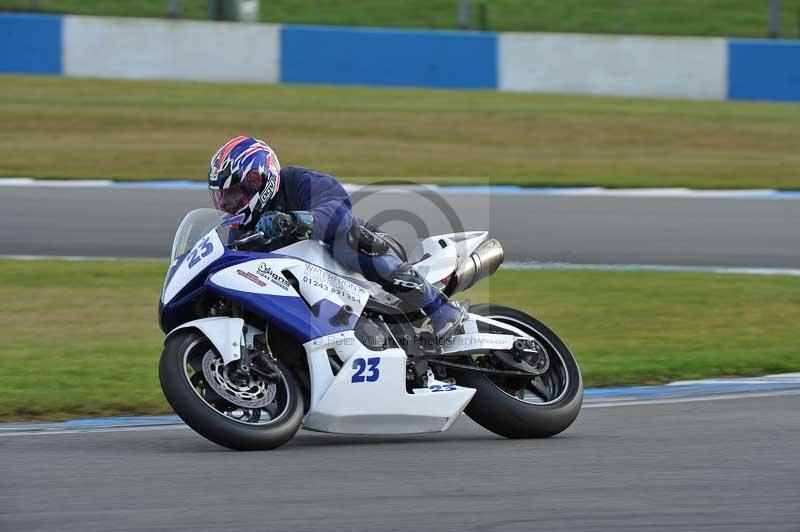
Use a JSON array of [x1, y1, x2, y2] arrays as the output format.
[[2, 75, 800, 189], [2, 0, 800, 38], [464, 270, 800, 386], [0, 260, 167, 421], [1, 259, 798, 421]]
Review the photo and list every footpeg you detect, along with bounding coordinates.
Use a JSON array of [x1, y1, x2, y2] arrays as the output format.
[[417, 331, 441, 355]]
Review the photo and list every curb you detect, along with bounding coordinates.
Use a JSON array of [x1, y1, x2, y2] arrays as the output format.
[[501, 262, 800, 277], [2, 178, 800, 200], [3, 374, 799, 434]]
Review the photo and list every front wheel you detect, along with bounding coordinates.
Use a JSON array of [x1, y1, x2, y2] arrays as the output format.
[[451, 304, 583, 438], [159, 330, 304, 450]]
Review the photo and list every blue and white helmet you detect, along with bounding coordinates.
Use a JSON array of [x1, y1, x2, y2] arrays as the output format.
[[208, 136, 281, 225]]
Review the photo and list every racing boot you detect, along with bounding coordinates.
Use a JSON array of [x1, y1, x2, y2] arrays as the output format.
[[428, 299, 469, 342], [387, 263, 467, 343]]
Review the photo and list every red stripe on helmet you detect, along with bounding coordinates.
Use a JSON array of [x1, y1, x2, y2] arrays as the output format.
[[214, 135, 248, 169], [241, 145, 268, 160]]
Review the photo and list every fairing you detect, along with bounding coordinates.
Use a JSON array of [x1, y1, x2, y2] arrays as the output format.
[[207, 254, 370, 343], [160, 209, 513, 435], [408, 231, 489, 284]]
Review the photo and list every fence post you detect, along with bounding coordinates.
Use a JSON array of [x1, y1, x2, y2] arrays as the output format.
[[478, 2, 488, 31], [769, 0, 781, 38], [167, 0, 181, 18], [458, 0, 471, 30]]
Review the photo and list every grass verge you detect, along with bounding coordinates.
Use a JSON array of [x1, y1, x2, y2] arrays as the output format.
[[1, 259, 798, 421], [2, 75, 800, 189], [2, 0, 800, 38]]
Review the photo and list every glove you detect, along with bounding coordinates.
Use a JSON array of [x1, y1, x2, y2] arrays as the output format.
[[255, 211, 315, 241], [290, 211, 315, 239], [256, 211, 294, 240]]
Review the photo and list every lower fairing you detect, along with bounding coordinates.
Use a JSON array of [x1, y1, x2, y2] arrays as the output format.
[[301, 334, 475, 435]]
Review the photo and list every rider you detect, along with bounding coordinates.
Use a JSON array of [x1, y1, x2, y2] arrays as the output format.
[[207, 136, 466, 342]]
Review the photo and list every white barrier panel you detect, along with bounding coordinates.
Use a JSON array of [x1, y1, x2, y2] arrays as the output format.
[[499, 33, 727, 100], [63, 16, 279, 83]]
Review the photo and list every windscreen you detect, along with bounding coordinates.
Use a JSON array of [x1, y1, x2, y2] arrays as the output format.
[[169, 208, 238, 262]]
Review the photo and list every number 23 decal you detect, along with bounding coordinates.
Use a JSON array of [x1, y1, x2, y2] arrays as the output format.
[[187, 237, 214, 269], [351, 357, 380, 383]]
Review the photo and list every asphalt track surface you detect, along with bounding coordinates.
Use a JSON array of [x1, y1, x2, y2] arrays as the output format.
[[1, 186, 799, 267], [2, 186, 799, 531], [2, 393, 798, 532]]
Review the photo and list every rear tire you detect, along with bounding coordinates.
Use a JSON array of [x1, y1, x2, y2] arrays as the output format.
[[159, 330, 304, 450], [452, 304, 583, 438]]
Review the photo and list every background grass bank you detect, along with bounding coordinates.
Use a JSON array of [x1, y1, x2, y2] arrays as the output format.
[[1, 259, 797, 421], [2, 0, 799, 38], [2, 76, 800, 189]]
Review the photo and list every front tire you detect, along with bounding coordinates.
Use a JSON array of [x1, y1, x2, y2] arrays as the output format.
[[159, 330, 304, 450], [452, 304, 583, 438]]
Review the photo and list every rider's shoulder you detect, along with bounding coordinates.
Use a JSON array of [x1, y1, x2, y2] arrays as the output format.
[[281, 166, 342, 186], [279, 165, 304, 181]]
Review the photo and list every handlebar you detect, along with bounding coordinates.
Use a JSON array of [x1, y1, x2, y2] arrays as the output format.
[[276, 215, 295, 232], [228, 231, 272, 249], [227, 212, 300, 249]]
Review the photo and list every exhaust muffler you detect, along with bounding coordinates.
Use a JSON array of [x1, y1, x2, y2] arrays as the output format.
[[448, 239, 504, 294]]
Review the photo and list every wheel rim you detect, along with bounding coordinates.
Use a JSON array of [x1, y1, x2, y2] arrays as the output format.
[[478, 314, 571, 406], [182, 337, 291, 426]]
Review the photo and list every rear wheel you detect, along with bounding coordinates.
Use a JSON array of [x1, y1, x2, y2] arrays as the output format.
[[451, 304, 583, 438], [159, 330, 304, 450]]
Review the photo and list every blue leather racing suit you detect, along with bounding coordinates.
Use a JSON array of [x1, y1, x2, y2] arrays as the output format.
[[254, 166, 451, 322]]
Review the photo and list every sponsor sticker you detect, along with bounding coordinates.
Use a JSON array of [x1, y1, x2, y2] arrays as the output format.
[[237, 269, 267, 287], [257, 263, 291, 290], [302, 264, 366, 303]]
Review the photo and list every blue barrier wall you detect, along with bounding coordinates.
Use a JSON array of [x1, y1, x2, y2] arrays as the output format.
[[3, 13, 800, 103], [281, 25, 497, 89], [0, 13, 61, 75], [728, 40, 800, 102]]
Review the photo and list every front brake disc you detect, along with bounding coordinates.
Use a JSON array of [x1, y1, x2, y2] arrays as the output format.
[[202, 351, 277, 408]]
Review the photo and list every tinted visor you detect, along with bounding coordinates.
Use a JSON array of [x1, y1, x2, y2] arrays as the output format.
[[209, 171, 263, 214]]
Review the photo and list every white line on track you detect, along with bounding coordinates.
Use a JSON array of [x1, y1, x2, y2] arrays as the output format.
[[502, 262, 800, 277], [3, 254, 798, 277], [0, 254, 163, 262], [0, 424, 190, 437], [2, 178, 799, 200], [583, 388, 800, 408], [0, 178, 116, 187], [2, 389, 798, 437]]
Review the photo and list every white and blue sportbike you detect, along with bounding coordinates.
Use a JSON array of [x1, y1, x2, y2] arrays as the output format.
[[159, 209, 583, 450]]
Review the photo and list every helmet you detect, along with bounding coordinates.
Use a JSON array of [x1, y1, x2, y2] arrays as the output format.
[[207, 136, 281, 225]]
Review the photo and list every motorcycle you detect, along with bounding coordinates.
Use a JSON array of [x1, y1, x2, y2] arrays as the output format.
[[158, 208, 583, 450]]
